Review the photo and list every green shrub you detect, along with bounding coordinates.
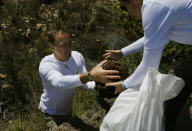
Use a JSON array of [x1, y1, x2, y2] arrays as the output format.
[[0, 0, 191, 129]]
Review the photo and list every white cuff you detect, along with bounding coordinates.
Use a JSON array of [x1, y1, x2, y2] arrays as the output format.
[[74, 74, 84, 87], [121, 37, 144, 56], [121, 48, 129, 56], [83, 81, 96, 90]]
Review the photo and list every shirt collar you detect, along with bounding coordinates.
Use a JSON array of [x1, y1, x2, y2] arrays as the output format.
[[51, 54, 72, 65]]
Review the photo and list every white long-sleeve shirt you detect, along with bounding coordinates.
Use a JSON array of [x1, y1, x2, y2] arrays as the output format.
[[121, 0, 192, 88], [39, 51, 95, 115]]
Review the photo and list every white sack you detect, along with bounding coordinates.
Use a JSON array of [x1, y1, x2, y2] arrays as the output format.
[[100, 68, 185, 131]]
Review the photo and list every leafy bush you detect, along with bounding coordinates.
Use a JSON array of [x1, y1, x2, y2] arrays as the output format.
[[0, 0, 191, 129], [163, 42, 192, 62], [0, 0, 135, 119]]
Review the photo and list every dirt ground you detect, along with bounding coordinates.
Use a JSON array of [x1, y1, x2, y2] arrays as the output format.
[[43, 97, 115, 131]]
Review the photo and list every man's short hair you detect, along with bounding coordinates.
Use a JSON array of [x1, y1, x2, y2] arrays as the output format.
[[48, 30, 70, 46]]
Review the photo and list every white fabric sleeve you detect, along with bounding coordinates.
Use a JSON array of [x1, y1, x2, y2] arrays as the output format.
[[79, 54, 96, 90], [142, 2, 174, 49], [123, 2, 175, 88], [123, 46, 164, 88], [83, 81, 96, 90], [39, 66, 83, 89], [121, 37, 144, 56]]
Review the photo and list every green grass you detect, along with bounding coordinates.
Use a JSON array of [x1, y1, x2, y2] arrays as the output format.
[[72, 87, 99, 116], [0, 111, 47, 131], [0, 88, 101, 130], [0, 0, 191, 130]]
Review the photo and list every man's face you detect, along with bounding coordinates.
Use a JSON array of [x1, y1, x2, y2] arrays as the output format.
[[52, 36, 72, 61]]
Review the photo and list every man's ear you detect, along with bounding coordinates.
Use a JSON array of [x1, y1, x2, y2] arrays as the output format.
[[132, 0, 141, 5], [49, 44, 54, 51], [132, 0, 138, 5], [134, 0, 143, 5]]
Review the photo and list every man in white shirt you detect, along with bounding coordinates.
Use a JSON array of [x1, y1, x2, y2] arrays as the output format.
[[104, 0, 192, 93], [39, 30, 120, 125], [103, 0, 192, 130]]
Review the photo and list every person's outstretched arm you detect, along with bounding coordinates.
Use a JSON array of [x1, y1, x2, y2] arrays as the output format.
[[39, 60, 120, 90], [39, 65, 84, 89], [123, 45, 164, 88], [121, 37, 144, 56], [123, 1, 175, 88], [103, 37, 144, 60]]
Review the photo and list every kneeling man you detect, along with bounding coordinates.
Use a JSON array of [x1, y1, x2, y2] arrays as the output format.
[[38, 30, 120, 125]]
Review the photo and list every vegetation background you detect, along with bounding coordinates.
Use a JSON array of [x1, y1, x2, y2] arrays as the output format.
[[0, 0, 191, 130]]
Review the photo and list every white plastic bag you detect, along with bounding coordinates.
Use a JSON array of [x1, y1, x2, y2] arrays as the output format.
[[100, 68, 185, 131]]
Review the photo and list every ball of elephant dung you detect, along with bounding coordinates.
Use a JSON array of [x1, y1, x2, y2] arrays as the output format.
[[101, 60, 129, 80], [96, 60, 129, 98]]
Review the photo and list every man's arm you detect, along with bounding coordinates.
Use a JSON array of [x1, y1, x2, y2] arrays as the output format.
[[40, 60, 120, 89], [123, 46, 164, 88], [40, 66, 84, 89], [102, 37, 144, 60], [121, 37, 144, 56], [79, 54, 96, 90]]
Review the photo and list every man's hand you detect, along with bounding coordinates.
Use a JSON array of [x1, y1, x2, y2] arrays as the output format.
[[103, 50, 123, 60], [90, 60, 121, 84], [106, 81, 125, 94]]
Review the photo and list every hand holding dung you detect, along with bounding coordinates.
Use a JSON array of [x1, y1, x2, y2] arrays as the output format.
[[90, 60, 121, 84], [95, 59, 129, 98]]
